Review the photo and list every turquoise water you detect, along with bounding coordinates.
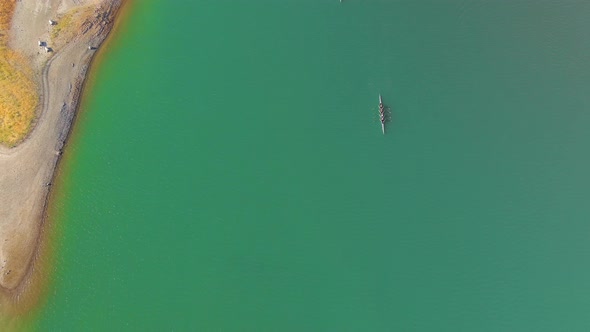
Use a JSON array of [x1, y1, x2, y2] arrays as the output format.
[[32, 0, 590, 330]]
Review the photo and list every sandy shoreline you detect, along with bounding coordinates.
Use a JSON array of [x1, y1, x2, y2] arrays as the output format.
[[0, 0, 123, 312]]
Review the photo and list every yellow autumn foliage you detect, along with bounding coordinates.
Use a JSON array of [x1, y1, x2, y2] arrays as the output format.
[[0, 0, 39, 147]]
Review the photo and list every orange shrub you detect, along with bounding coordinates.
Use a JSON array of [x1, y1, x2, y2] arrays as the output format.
[[0, 0, 39, 147]]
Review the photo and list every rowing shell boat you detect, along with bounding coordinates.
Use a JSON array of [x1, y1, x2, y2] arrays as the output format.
[[379, 94, 386, 134]]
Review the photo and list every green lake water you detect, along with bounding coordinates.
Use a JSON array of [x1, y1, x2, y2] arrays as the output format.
[[28, 0, 590, 330]]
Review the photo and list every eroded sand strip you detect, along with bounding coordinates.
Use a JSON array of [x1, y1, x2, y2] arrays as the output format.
[[0, 0, 123, 313]]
